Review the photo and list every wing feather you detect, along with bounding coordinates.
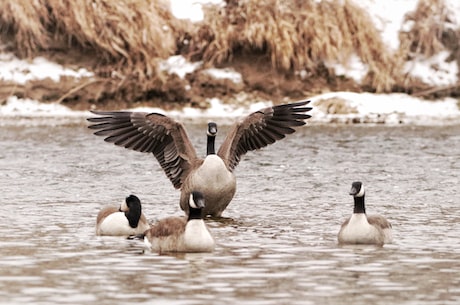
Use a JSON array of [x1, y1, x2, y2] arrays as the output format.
[[217, 100, 312, 171], [367, 215, 392, 229], [87, 111, 198, 189]]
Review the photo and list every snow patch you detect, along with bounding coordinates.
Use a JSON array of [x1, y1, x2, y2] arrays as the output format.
[[1, 96, 80, 117], [159, 55, 202, 79], [0, 53, 93, 84], [311, 91, 460, 124], [169, 0, 225, 22], [203, 68, 243, 83], [405, 51, 458, 86], [326, 54, 368, 84]]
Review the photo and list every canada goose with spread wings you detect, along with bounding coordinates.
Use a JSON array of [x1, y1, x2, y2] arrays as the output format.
[[87, 100, 312, 217]]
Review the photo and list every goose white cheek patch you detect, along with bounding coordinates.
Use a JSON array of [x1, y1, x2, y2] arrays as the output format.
[[356, 186, 365, 197]]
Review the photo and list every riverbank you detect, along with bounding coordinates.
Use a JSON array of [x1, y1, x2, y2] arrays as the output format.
[[1, 0, 459, 124]]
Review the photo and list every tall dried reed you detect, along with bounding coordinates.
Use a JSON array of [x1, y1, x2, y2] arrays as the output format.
[[0, 0, 457, 100], [192, 0, 403, 92], [399, 0, 448, 58], [0, 0, 187, 81]]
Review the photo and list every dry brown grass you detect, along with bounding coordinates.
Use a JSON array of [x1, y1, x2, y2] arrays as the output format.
[[0, 1, 51, 54], [191, 0, 404, 92], [395, 0, 460, 94], [399, 0, 448, 58], [0, 0, 188, 80], [0, 0, 458, 105]]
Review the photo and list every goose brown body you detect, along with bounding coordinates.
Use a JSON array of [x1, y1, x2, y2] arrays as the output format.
[[143, 191, 215, 253]]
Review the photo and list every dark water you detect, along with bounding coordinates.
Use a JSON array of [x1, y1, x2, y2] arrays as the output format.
[[1, 120, 459, 305]]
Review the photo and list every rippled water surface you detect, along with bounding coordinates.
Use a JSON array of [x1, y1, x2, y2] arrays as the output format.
[[1, 120, 459, 305]]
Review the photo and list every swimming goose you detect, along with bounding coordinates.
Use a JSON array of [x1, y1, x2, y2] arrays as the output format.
[[338, 181, 393, 245], [87, 100, 312, 217], [96, 194, 150, 236], [143, 191, 215, 253]]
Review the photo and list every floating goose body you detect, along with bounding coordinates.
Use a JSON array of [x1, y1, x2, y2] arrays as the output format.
[[338, 181, 393, 245], [143, 191, 215, 253], [182, 154, 236, 216], [96, 195, 150, 236], [88, 100, 312, 217]]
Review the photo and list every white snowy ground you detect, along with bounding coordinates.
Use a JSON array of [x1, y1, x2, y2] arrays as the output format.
[[0, 0, 459, 125]]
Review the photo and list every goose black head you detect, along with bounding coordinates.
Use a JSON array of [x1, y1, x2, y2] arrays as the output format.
[[207, 122, 218, 137], [189, 191, 206, 209], [119, 195, 133, 212], [349, 181, 365, 197], [188, 191, 205, 220], [125, 194, 142, 228], [126, 194, 141, 208]]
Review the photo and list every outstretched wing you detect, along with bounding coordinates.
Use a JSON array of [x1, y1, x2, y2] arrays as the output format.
[[217, 100, 312, 171], [87, 111, 199, 189]]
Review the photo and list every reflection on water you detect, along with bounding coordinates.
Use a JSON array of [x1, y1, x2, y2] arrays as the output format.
[[1, 122, 460, 304]]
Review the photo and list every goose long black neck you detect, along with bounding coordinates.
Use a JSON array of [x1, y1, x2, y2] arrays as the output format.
[[353, 195, 366, 214], [207, 135, 216, 155], [125, 204, 141, 228], [188, 207, 203, 220], [206, 122, 217, 155]]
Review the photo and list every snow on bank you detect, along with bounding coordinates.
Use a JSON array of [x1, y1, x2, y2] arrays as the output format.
[[0, 95, 270, 126], [0, 53, 93, 84], [0, 96, 88, 117], [0, 47, 459, 126], [1, 92, 459, 126], [311, 92, 460, 125]]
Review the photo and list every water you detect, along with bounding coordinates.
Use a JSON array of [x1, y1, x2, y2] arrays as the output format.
[[1, 120, 459, 305]]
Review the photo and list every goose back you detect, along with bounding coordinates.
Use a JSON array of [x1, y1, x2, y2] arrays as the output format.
[[144, 191, 215, 253], [144, 216, 215, 253], [96, 208, 150, 236], [96, 195, 150, 236]]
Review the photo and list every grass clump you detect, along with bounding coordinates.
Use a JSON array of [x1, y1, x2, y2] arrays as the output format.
[[191, 0, 403, 92], [0, 0, 186, 80], [399, 0, 449, 58], [1, 0, 459, 106]]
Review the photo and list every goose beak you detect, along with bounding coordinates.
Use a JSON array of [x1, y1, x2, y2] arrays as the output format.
[[207, 122, 217, 136], [349, 186, 358, 196], [194, 197, 205, 209]]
